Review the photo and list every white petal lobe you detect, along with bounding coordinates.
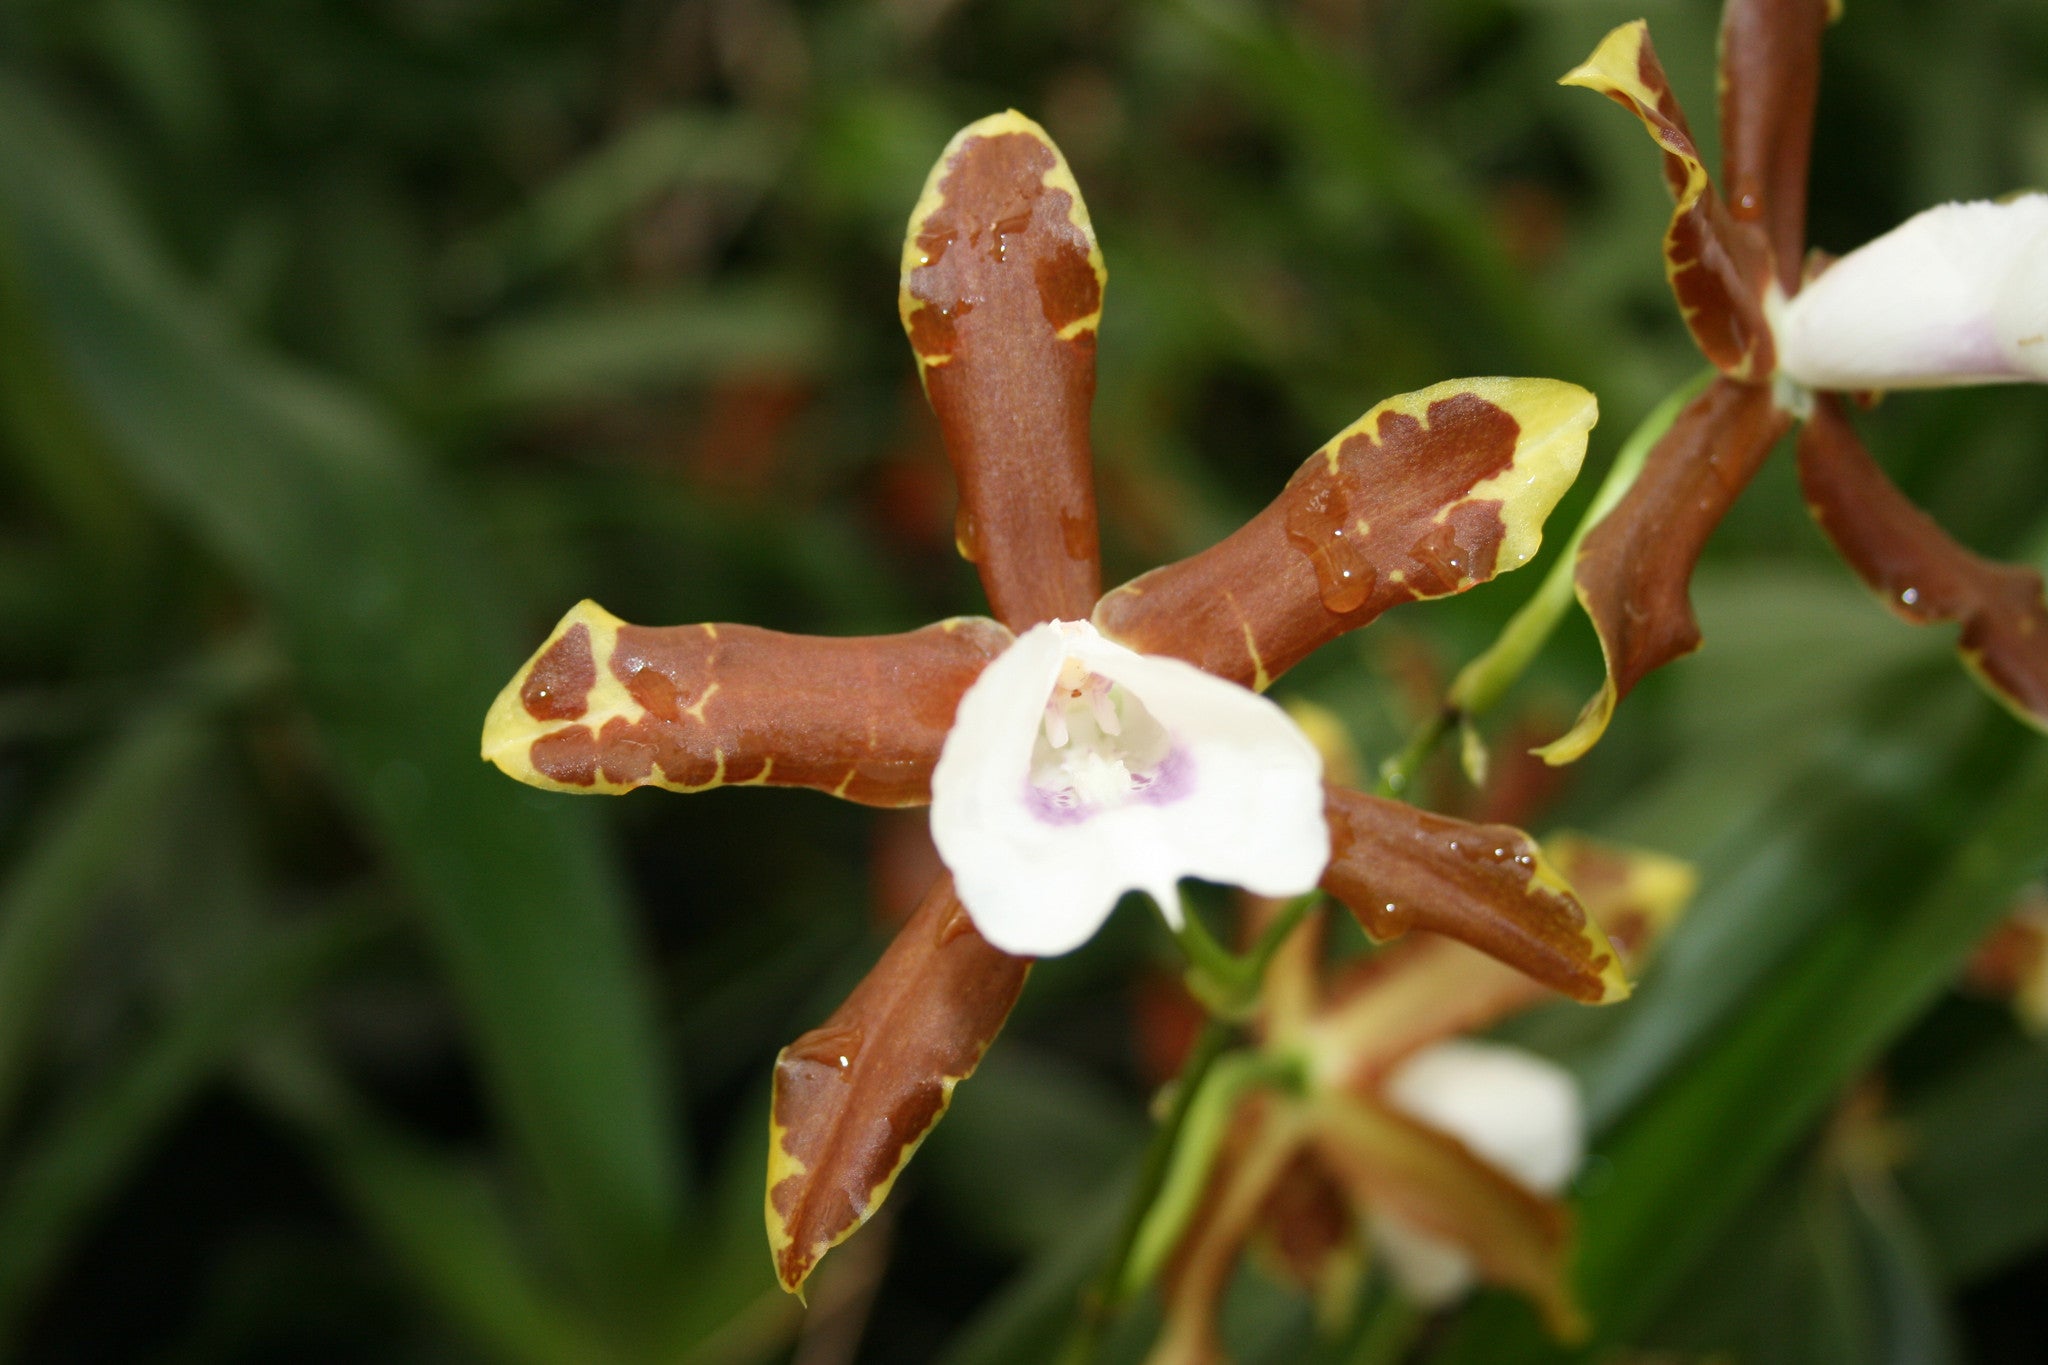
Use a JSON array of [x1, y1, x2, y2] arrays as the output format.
[[1369, 1040, 1584, 1306], [929, 621, 1328, 957], [1776, 195, 2048, 390]]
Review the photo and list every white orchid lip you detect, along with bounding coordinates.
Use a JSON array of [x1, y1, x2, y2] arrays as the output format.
[[1775, 194, 2048, 391], [1371, 1039, 1585, 1306], [930, 620, 1329, 958]]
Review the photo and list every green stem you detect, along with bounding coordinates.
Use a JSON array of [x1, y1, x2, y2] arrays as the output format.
[[1061, 1017, 1234, 1365], [1061, 891, 1326, 1363], [1172, 890, 1322, 1018], [1345, 1290, 1423, 1365], [1118, 1048, 1302, 1301], [1377, 368, 1716, 796]]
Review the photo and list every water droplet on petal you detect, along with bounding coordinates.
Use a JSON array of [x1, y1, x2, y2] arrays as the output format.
[[955, 506, 982, 563], [786, 1022, 865, 1080], [1284, 481, 1376, 614]]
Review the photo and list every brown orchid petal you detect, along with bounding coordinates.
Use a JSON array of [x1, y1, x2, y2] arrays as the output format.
[[1718, 0, 1831, 292], [899, 111, 1106, 629], [1095, 378, 1596, 689], [1149, 1096, 1308, 1365], [1539, 378, 1792, 764], [766, 874, 1029, 1295], [1310, 1096, 1583, 1340], [1538, 833, 1696, 970], [1300, 934, 1552, 1090], [481, 600, 1011, 807], [1253, 1150, 1364, 1323], [1562, 22, 1776, 378], [1798, 394, 2048, 731], [1319, 787, 1628, 1005]]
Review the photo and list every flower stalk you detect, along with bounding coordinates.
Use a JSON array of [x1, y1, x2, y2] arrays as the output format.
[[1064, 890, 1325, 1363]]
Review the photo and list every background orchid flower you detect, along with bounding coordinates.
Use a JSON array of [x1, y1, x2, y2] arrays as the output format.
[[480, 110, 1607, 1297], [1150, 836, 1696, 1363], [1541, 1, 2048, 762]]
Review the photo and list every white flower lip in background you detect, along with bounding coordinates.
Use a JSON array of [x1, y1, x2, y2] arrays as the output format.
[[930, 620, 1330, 957], [1776, 194, 2048, 391], [1369, 1039, 1586, 1306]]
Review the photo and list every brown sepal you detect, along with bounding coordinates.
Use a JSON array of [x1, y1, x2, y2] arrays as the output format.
[[1310, 1097, 1583, 1340], [1319, 786, 1628, 1004], [1096, 380, 1594, 689], [766, 874, 1030, 1295], [900, 112, 1105, 629], [1718, 0, 1830, 292], [1573, 377, 1793, 712], [482, 602, 1011, 807], [1254, 1150, 1361, 1310], [1564, 22, 1776, 378], [1797, 395, 2048, 731]]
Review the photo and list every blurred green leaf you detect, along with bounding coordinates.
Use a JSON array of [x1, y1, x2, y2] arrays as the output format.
[[450, 283, 833, 419], [1433, 722, 2048, 1362], [248, 1046, 610, 1365], [0, 704, 205, 1135], [1898, 1030, 2048, 1284], [445, 110, 788, 301], [0, 71, 686, 1303], [0, 910, 379, 1352]]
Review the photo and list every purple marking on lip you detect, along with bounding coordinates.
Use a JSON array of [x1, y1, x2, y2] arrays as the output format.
[[1023, 742, 1195, 827]]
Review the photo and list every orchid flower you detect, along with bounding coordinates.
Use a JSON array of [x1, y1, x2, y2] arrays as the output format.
[[480, 111, 1611, 1295], [1540, 2, 2048, 762], [1151, 836, 1696, 1362]]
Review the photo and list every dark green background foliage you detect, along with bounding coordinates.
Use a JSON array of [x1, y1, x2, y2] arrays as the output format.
[[2, 0, 2046, 1360]]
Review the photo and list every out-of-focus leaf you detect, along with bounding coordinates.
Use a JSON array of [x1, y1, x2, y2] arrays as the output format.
[[450, 284, 833, 418], [445, 110, 786, 299], [247, 1047, 611, 1365], [1167, 0, 1589, 382], [0, 912, 379, 1352], [0, 74, 686, 1300], [1843, 1169, 1962, 1365], [0, 705, 204, 1134], [1527, 573, 1964, 1124], [1897, 1031, 2048, 1284], [936, 1193, 1125, 1365]]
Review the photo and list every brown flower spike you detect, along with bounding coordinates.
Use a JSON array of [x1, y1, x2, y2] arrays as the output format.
[[1543, 4, 2048, 762], [482, 112, 1618, 1296]]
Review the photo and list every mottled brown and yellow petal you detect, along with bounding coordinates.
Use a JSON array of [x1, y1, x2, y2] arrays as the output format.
[[1095, 378, 1596, 690], [1309, 1096, 1584, 1341], [1318, 787, 1629, 1005], [1539, 378, 1791, 764], [1718, 0, 1832, 292], [481, 601, 1011, 806], [1563, 21, 1775, 379], [900, 110, 1106, 630], [1540, 832, 1696, 970], [1798, 395, 2048, 733], [766, 875, 1029, 1296]]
